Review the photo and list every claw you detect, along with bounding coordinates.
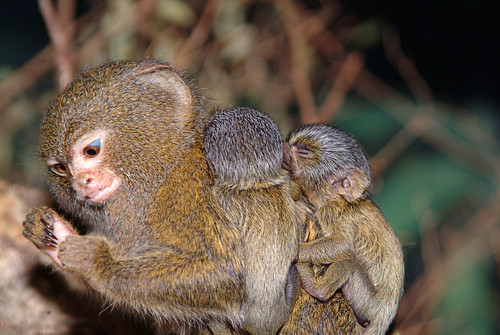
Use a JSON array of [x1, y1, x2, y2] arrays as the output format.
[[45, 210, 53, 221], [43, 226, 58, 240], [42, 235, 57, 248], [41, 216, 52, 229]]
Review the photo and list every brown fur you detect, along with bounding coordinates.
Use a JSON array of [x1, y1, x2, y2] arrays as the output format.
[[285, 124, 404, 335], [22, 60, 245, 334], [204, 107, 301, 334], [280, 200, 359, 335]]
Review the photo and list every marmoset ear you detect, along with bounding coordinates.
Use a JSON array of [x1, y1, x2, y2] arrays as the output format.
[[330, 168, 370, 203]]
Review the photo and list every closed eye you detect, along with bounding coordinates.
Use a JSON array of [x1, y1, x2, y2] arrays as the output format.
[[292, 144, 314, 158]]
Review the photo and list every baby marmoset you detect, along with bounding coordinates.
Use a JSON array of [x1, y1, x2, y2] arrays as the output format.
[[284, 124, 404, 335]]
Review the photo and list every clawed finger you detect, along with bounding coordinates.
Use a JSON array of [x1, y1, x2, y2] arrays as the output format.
[[41, 215, 53, 229], [43, 226, 57, 240], [41, 234, 58, 248]]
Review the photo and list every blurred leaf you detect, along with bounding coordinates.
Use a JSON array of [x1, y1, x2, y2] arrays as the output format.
[[445, 102, 500, 156], [350, 19, 384, 48], [157, 0, 195, 27], [102, 0, 137, 59], [373, 151, 493, 243], [153, 33, 177, 60], [333, 99, 403, 155], [1, 97, 35, 135], [213, 0, 246, 38], [436, 258, 495, 335], [220, 26, 255, 63]]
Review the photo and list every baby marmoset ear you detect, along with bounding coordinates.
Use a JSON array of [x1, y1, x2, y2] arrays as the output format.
[[330, 167, 370, 203]]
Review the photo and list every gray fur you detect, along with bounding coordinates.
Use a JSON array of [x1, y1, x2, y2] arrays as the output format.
[[204, 107, 301, 334], [204, 107, 284, 189], [288, 124, 372, 193]]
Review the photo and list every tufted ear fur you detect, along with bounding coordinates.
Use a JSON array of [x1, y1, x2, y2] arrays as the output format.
[[134, 62, 193, 106], [330, 167, 370, 203], [132, 61, 195, 126]]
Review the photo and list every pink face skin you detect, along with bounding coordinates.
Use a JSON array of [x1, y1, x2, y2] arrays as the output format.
[[43, 130, 122, 266], [47, 130, 123, 204]]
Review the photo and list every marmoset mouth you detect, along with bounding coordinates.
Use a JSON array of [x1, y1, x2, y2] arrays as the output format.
[[83, 177, 122, 203]]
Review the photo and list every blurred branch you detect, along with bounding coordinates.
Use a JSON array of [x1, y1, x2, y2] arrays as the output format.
[[285, 17, 499, 178], [302, 1, 343, 58], [73, 1, 140, 64], [355, 70, 500, 178], [316, 52, 364, 123], [274, 0, 318, 123], [0, 45, 55, 114], [383, 28, 434, 105], [274, 0, 363, 125], [397, 190, 500, 333], [0, 2, 105, 115], [273, 0, 500, 182], [174, 0, 220, 68], [359, 28, 500, 178], [38, 0, 76, 90], [370, 112, 428, 177]]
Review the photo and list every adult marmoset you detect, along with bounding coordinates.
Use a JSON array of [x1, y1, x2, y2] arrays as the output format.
[[22, 60, 246, 334]]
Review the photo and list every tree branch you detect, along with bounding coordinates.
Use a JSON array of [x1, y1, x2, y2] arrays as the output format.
[[38, 0, 76, 90]]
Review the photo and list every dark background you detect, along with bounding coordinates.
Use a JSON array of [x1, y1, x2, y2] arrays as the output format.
[[2, 1, 500, 106]]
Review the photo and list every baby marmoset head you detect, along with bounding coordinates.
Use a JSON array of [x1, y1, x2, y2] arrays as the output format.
[[286, 124, 372, 205], [204, 106, 285, 190]]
